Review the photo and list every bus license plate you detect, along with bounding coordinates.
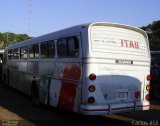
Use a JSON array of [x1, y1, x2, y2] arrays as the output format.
[[117, 92, 128, 99]]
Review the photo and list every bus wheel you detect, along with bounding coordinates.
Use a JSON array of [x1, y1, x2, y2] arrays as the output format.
[[31, 82, 40, 106], [154, 84, 160, 99]]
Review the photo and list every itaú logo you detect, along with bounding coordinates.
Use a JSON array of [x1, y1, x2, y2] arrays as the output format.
[[121, 39, 139, 49]]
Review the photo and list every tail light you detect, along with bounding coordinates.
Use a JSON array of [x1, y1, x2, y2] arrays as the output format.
[[88, 97, 95, 104], [88, 85, 96, 92], [89, 73, 96, 81], [147, 75, 151, 81], [145, 94, 150, 101], [135, 91, 141, 99], [146, 85, 151, 91]]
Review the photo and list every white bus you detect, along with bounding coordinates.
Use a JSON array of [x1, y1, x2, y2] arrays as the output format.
[[2, 22, 151, 115]]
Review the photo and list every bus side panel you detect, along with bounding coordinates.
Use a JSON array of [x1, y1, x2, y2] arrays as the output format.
[[18, 61, 31, 95], [8, 61, 20, 89], [38, 61, 54, 104], [57, 63, 81, 111], [49, 62, 82, 112]]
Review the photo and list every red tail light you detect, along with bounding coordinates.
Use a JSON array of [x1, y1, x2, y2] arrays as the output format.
[[135, 91, 141, 99], [88, 97, 95, 104], [145, 94, 150, 101], [147, 75, 151, 81], [89, 73, 96, 81]]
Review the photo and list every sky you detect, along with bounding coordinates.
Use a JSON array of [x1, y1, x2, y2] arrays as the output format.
[[0, 0, 160, 37]]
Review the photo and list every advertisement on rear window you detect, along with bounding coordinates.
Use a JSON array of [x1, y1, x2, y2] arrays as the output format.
[[90, 26, 149, 57]]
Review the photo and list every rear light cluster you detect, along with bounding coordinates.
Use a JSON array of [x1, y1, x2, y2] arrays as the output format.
[[146, 85, 150, 101], [145, 75, 151, 101], [88, 74, 96, 104]]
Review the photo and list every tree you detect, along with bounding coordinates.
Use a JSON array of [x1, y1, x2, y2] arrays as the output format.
[[0, 32, 31, 49], [0, 33, 5, 49], [141, 20, 160, 50], [17, 34, 31, 42]]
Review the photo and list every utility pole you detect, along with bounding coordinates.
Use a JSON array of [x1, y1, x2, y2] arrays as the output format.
[[29, 0, 32, 36], [6, 32, 8, 48]]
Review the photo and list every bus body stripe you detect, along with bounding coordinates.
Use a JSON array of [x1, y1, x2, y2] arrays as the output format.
[[57, 64, 81, 110], [57, 82, 77, 110]]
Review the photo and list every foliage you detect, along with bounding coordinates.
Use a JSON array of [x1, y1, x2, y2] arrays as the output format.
[[0, 32, 31, 49], [141, 20, 160, 51]]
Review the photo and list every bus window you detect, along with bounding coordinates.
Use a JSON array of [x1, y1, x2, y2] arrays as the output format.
[[48, 40, 55, 58], [68, 37, 79, 57], [29, 44, 39, 58], [57, 37, 79, 58], [8, 50, 13, 60], [40, 40, 55, 58], [13, 48, 19, 59], [41, 42, 48, 58], [57, 39, 68, 57], [20, 46, 28, 59]]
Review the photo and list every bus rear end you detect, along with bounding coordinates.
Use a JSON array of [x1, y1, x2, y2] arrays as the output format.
[[81, 23, 150, 115]]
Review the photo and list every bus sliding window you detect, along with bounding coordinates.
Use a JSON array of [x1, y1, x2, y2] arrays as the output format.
[[41, 42, 48, 58], [57, 39, 68, 57], [20, 46, 28, 59], [57, 36, 79, 58], [13, 48, 19, 59], [29, 44, 39, 59], [68, 37, 79, 57], [41, 40, 55, 58], [8, 50, 13, 60]]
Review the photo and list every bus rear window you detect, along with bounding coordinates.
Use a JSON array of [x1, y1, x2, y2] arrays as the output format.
[[90, 26, 149, 57]]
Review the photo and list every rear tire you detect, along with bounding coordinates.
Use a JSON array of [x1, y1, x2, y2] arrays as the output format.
[[31, 82, 40, 106]]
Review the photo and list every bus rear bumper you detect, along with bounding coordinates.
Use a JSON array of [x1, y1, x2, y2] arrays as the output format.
[[80, 101, 150, 115]]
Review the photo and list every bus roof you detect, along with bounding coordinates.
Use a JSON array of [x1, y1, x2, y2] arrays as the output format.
[[5, 22, 148, 50]]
